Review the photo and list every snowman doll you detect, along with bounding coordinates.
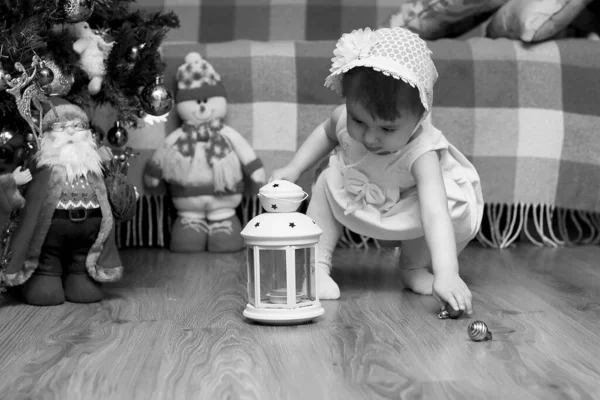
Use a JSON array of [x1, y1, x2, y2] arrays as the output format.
[[145, 52, 265, 252]]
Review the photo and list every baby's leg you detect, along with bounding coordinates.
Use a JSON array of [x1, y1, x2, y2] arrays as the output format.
[[307, 173, 343, 299], [399, 236, 470, 295]]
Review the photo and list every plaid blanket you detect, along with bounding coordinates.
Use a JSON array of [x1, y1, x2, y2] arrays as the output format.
[[92, 36, 600, 248], [137, 0, 489, 43], [140, 0, 410, 43]]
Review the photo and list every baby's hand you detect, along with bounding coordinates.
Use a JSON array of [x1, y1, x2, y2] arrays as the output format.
[[433, 273, 473, 315], [250, 167, 266, 185], [269, 165, 300, 183], [12, 166, 32, 186]]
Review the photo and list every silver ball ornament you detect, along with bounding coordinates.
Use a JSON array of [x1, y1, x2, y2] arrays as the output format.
[[40, 59, 75, 96], [0, 64, 10, 92], [140, 77, 173, 116], [36, 65, 54, 87], [467, 321, 492, 342], [107, 121, 128, 147]]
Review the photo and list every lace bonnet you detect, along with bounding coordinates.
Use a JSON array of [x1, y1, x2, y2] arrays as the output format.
[[324, 27, 438, 126]]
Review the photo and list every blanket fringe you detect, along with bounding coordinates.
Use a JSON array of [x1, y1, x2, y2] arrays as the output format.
[[115, 196, 600, 249], [476, 203, 600, 249]]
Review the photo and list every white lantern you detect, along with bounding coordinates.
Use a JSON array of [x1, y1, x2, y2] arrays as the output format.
[[240, 180, 324, 325]]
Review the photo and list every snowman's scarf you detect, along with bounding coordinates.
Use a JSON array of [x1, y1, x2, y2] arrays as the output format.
[[179, 118, 242, 193]]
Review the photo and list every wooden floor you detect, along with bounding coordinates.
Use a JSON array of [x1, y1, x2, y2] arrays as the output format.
[[1, 243, 600, 399]]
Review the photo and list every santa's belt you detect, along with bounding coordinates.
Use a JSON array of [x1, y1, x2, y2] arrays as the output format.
[[53, 208, 102, 222]]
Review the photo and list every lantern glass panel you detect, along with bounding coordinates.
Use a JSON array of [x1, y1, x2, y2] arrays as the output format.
[[294, 246, 316, 302], [259, 248, 287, 304], [247, 247, 255, 306]]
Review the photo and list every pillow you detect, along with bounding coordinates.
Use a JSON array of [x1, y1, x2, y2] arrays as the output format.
[[486, 0, 596, 42], [385, 0, 509, 40]]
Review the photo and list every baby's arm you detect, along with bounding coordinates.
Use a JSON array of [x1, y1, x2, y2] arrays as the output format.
[[270, 105, 342, 183], [411, 151, 473, 314]]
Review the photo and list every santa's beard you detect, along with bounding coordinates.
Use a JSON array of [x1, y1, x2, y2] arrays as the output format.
[[37, 129, 103, 182]]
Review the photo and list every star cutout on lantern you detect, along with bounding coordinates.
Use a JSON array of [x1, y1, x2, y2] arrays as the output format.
[[289, 222, 296, 228], [254, 222, 260, 227], [273, 183, 279, 187], [271, 204, 277, 210]]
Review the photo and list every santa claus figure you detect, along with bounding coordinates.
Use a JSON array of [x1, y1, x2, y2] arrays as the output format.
[[0, 100, 137, 306]]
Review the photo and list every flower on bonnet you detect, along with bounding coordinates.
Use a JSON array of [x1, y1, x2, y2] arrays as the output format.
[[330, 28, 378, 73]]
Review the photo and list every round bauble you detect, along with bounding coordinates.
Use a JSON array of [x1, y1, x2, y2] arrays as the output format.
[[107, 122, 128, 147], [140, 78, 173, 116], [36, 66, 54, 87], [64, 0, 95, 23], [40, 59, 75, 96]]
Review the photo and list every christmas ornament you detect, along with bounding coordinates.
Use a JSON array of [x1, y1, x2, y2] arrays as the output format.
[[140, 76, 173, 116], [438, 302, 464, 319], [4, 57, 53, 142], [64, 0, 95, 23], [0, 63, 10, 92], [107, 121, 128, 147], [126, 43, 146, 62], [36, 65, 54, 87], [468, 321, 492, 342], [40, 59, 75, 96], [0, 126, 15, 145]]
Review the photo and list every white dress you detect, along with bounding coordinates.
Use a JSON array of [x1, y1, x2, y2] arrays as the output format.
[[323, 109, 484, 243]]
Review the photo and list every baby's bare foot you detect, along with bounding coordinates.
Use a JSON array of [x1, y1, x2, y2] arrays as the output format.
[[316, 264, 340, 299], [399, 267, 434, 295]]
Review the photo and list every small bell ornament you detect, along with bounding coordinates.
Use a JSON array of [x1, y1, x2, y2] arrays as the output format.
[[468, 321, 493, 342], [64, 0, 95, 23], [107, 121, 128, 147], [438, 302, 463, 319], [140, 76, 173, 116]]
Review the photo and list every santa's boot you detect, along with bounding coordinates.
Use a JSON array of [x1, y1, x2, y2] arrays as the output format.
[[21, 272, 65, 306], [170, 212, 209, 252], [64, 273, 104, 303], [207, 213, 244, 253]]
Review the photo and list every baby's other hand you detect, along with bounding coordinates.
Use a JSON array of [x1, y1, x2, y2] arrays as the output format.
[[250, 167, 266, 185], [269, 165, 300, 183], [433, 273, 473, 315], [12, 166, 32, 186]]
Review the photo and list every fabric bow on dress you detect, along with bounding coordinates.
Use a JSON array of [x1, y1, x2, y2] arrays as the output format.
[[343, 168, 386, 215]]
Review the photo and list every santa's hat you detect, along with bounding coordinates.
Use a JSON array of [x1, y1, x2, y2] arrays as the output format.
[[41, 97, 89, 132], [175, 52, 226, 104]]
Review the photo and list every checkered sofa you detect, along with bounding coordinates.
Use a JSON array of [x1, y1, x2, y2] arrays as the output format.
[[102, 0, 600, 249]]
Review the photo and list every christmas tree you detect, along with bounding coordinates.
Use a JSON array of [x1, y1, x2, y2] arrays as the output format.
[[0, 0, 180, 293], [0, 0, 180, 148]]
